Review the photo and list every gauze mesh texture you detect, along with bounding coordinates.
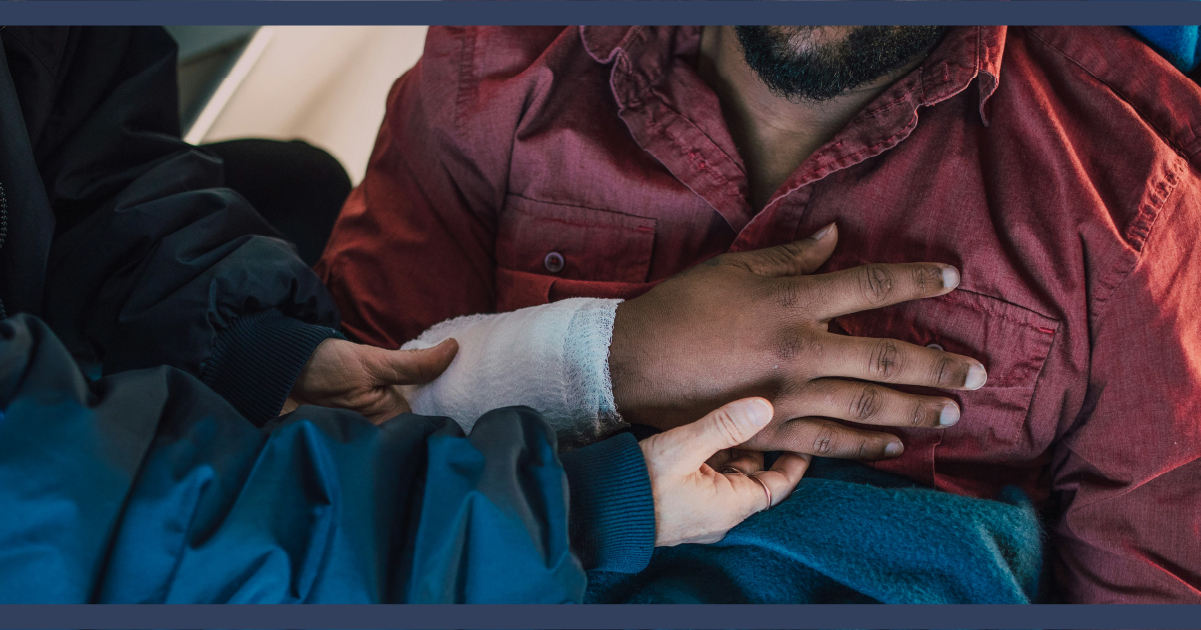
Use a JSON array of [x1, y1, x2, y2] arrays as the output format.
[[400, 298, 624, 449]]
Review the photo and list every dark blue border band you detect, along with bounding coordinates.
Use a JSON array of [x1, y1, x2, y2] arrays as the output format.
[[0, 603, 1199, 629], [3, 1, 1201, 25]]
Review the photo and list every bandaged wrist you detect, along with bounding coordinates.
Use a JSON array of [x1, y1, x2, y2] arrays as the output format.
[[400, 298, 624, 448]]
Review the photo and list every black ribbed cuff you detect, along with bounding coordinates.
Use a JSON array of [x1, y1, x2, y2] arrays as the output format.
[[200, 310, 344, 426], [560, 432, 655, 573]]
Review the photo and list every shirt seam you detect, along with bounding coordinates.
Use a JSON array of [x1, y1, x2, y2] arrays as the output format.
[[636, 97, 747, 210], [796, 109, 920, 188], [1090, 156, 1184, 320], [1022, 27, 1200, 162], [1060, 160, 1186, 513], [507, 192, 657, 225], [453, 26, 479, 137]]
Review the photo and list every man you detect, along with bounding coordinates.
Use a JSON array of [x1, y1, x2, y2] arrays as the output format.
[[318, 26, 1201, 602]]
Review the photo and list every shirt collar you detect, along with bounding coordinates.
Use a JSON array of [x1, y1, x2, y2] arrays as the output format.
[[580, 25, 1008, 125], [578, 26, 1009, 235]]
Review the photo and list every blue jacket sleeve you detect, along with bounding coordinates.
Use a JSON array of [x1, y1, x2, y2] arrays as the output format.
[[0, 314, 652, 603]]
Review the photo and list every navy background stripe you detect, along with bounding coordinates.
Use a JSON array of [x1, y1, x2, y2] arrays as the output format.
[[0, 0, 1198, 628], [3, 0, 1201, 25], [0, 603, 1199, 629]]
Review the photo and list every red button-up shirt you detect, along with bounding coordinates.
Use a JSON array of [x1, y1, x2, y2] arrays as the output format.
[[317, 25, 1201, 603]]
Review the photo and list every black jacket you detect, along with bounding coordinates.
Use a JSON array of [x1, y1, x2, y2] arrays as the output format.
[[0, 25, 340, 423]]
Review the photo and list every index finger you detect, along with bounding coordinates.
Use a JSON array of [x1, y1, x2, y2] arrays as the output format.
[[804, 262, 960, 320]]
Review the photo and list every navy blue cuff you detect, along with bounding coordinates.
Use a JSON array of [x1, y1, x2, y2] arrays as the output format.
[[200, 310, 344, 426], [560, 432, 655, 573]]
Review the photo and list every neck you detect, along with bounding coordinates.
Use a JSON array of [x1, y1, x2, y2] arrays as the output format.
[[697, 25, 928, 210]]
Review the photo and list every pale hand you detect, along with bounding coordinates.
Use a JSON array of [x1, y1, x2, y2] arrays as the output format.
[[282, 337, 458, 423], [642, 397, 810, 546]]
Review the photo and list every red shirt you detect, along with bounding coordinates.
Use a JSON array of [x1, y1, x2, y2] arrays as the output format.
[[317, 25, 1201, 603]]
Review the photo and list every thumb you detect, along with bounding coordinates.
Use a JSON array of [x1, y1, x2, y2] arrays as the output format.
[[730, 222, 837, 277], [661, 398, 774, 475], [365, 338, 459, 386]]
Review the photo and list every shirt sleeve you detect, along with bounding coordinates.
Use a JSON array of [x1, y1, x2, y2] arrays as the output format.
[[315, 26, 561, 348], [18, 27, 341, 425], [1050, 168, 1201, 603], [401, 298, 625, 448]]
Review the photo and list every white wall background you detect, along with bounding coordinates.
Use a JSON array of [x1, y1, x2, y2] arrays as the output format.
[[196, 26, 429, 184]]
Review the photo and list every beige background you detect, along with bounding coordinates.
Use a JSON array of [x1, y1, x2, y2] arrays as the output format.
[[188, 26, 430, 184]]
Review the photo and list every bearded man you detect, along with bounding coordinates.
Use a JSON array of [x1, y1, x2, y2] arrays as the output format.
[[317, 25, 1201, 602]]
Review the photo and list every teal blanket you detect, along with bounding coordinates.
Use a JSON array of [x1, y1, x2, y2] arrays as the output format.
[[586, 459, 1042, 604]]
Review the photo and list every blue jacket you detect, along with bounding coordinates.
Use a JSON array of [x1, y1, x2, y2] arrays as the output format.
[[0, 314, 655, 603]]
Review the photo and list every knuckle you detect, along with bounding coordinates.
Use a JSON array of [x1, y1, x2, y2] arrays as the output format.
[[931, 355, 954, 387], [850, 384, 882, 421], [774, 329, 806, 361], [776, 241, 806, 265], [868, 339, 902, 380], [812, 425, 838, 455], [911, 401, 927, 427], [764, 246, 791, 269], [910, 265, 942, 295], [774, 280, 802, 309], [711, 408, 746, 444], [776, 376, 807, 400], [859, 264, 896, 304], [706, 252, 752, 274]]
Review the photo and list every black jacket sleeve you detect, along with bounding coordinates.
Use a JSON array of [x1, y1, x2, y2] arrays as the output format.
[[0, 314, 654, 603], [4, 26, 341, 424]]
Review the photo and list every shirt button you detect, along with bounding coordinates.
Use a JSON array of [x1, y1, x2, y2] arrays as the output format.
[[544, 251, 565, 273], [927, 343, 945, 352]]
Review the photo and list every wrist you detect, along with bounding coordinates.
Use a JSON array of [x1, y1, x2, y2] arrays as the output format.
[[608, 300, 656, 426], [560, 432, 656, 572], [201, 311, 344, 426]]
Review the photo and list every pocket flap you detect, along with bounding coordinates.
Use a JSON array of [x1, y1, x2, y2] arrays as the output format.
[[497, 195, 657, 283]]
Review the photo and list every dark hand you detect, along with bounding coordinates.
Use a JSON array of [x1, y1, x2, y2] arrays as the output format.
[[609, 223, 986, 459]]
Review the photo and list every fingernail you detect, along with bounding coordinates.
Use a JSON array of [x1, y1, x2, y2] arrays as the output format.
[[939, 402, 960, 426], [885, 442, 904, 457], [965, 362, 988, 390], [807, 222, 835, 241], [941, 266, 961, 289], [741, 398, 773, 428]]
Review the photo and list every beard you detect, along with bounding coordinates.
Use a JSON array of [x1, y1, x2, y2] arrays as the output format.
[[734, 26, 947, 102]]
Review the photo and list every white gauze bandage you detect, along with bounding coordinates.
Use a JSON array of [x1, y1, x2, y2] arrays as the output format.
[[400, 298, 624, 447]]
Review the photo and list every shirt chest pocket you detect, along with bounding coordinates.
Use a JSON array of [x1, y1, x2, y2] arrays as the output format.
[[494, 194, 657, 310], [836, 290, 1058, 483]]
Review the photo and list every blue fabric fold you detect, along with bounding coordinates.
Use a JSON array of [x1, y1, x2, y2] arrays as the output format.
[[1128, 26, 1201, 73], [0, 315, 595, 603], [586, 458, 1043, 604]]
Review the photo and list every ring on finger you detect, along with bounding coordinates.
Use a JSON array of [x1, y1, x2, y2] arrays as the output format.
[[747, 472, 773, 512]]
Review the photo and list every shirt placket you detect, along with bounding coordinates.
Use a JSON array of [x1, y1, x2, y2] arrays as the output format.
[[733, 28, 996, 254], [732, 84, 929, 254], [608, 44, 756, 236]]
